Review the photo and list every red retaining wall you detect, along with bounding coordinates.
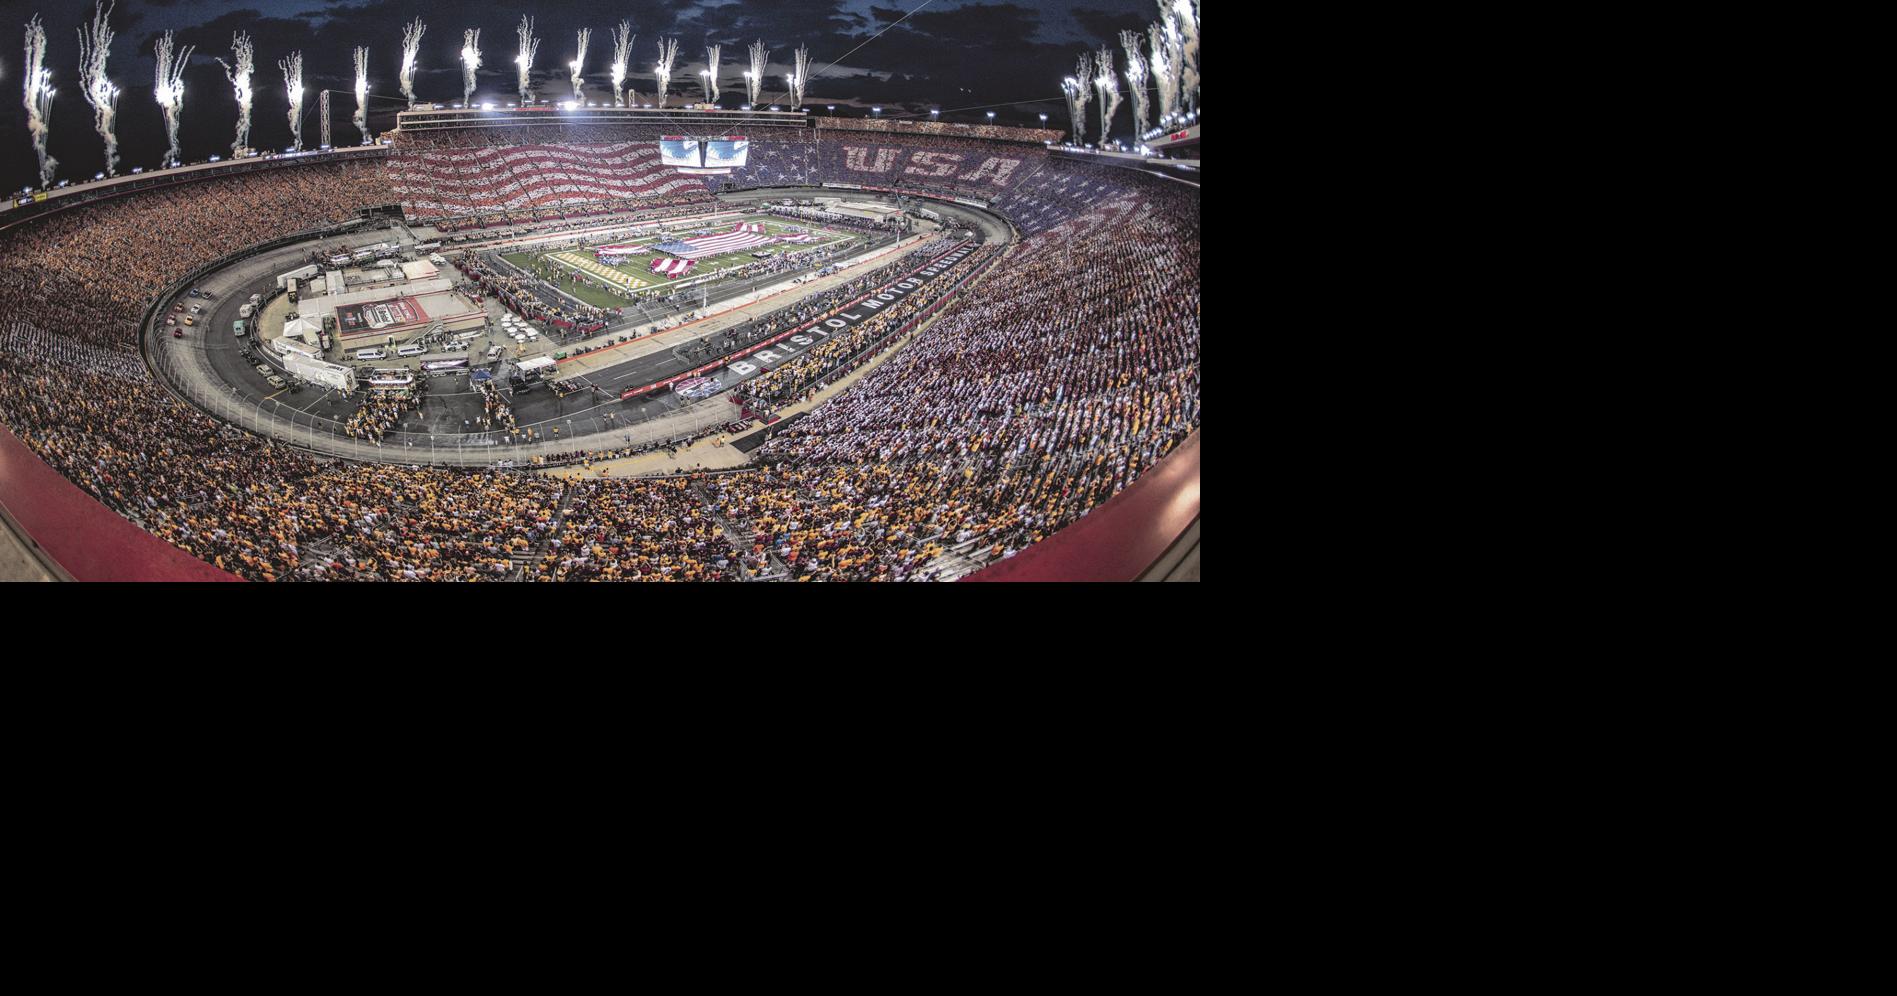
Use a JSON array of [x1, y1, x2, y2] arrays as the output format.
[[964, 430, 1199, 582]]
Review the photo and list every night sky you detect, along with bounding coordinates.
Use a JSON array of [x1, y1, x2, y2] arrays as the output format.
[[0, 0, 1160, 193]]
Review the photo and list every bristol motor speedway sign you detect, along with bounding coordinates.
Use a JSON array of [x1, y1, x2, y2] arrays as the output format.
[[620, 240, 982, 401]]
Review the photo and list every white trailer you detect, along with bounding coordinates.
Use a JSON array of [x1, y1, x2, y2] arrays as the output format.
[[276, 264, 320, 290]]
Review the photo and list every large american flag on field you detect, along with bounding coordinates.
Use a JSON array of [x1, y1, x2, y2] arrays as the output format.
[[656, 223, 777, 259], [650, 257, 696, 277], [386, 142, 711, 218]]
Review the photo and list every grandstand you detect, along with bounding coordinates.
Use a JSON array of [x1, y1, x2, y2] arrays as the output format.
[[0, 5, 1199, 584]]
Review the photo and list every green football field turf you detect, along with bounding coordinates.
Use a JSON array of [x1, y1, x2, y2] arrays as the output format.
[[499, 215, 857, 311]]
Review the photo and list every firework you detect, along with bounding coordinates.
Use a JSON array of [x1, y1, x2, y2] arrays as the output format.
[[609, 21, 634, 107], [77, 0, 121, 177], [280, 50, 303, 150], [570, 27, 590, 101], [789, 45, 809, 110], [1094, 46, 1120, 146], [354, 46, 370, 143], [399, 18, 424, 107], [218, 32, 255, 156], [1171, 0, 1199, 111], [1120, 30, 1150, 141], [515, 16, 540, 104], [23, 16, 57, 187], [702, 44, 720, 103], [1062, 52, 1092, 146], [653, 37, 677, 108], [745, 40, 767, 108], [460, 29, 481, 107], [154, 31, 193, 168]]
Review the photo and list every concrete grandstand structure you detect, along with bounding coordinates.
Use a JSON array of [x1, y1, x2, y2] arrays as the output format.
[[1, 103, 1198, 582]]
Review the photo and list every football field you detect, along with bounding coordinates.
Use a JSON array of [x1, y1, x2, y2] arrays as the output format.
[[502, 215, 858, 310]]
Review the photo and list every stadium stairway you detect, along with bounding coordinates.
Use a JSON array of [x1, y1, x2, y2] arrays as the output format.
[[690, 480, 785, 581], [920, 537, 995, 583], [509, 484, 579, 580]]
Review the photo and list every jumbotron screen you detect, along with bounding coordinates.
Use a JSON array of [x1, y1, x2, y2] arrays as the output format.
[[658, 137, 701, 168], [659, 136, 748, 174]]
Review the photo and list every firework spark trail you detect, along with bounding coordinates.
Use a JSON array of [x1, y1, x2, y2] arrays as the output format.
[[460, 29, 481, 106], [610, 21, 633, 107], [703, 44, 720, 102], [653, 37, 677, 108], [1120, 30, 1150, 141], [1147, 18, 1179, 123], [280, 50, 303, 150], [515, 16, 540, 104], [789, 45, 809, 110], [23, 16, 57, 187], [1062, 52, 1092, 146], [354, 46, 370, 143], [78, 0, 121, 177], [1171, 0, 1199, 110], [1094, 46, 1121, 145], [219, 32, 255, 155], [746, 40, 768, 108], [400, 18, 425, 107], [154, 31, 193, 168], [570, 27, 589, 100]]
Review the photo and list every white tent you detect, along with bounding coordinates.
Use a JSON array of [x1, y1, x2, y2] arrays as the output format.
[[282, 314, 324, 346]]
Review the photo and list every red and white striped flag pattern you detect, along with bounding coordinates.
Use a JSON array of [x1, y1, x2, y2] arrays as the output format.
[[671, 223, 777, 258], [649, 257, 696, 277], [386, 142, 709, 219]]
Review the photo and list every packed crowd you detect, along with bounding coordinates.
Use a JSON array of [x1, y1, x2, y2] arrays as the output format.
[[738, 245, 995, 405], [0, 160, 391, 352], [710, 177, 1201, 579], [762, 205, 902, 232], [537, 477, 742, 581], [345, 385, 425, 445], [0, 141, 1197, 582]]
